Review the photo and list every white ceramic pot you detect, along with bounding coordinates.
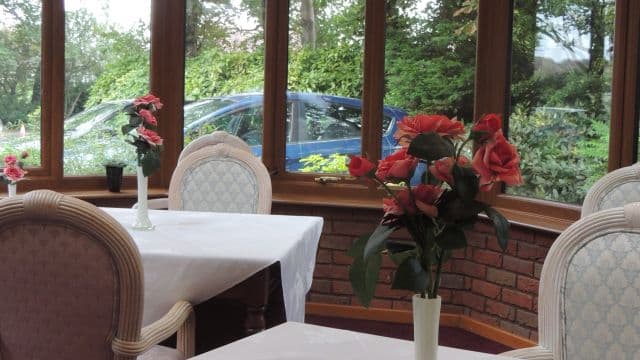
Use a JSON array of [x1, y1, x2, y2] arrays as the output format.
[[132, 166, 154, 230], [413, 294, 441, 360], [7, 183, 16, 197]]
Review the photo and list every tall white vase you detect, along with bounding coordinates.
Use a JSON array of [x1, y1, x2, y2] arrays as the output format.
[[133, 166, 154, 230], [413, 294, 441, 360], [7, 183, 16, 197]]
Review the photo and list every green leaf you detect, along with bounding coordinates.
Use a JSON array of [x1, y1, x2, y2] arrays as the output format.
[[140, 150, 161, 177], [483, 206, 510, 251], [407, 132, 455, 163], [391, 257, 429, 293], [348, 233, 383, 307], [452, 165, 479, 200], [434, 226, 467, 250], [121, 124, 137, 135], [363, 224, 396, 260]]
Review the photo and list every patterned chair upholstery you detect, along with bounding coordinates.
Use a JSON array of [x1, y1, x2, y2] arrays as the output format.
[[168, 143, 271, 214], [582, 163, 640, 217], [0, 190, 195, 360], [179, 131, 252, 163], [501, 202, 640, 360]]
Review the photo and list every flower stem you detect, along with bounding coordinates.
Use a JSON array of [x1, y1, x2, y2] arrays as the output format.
[[431, 248, 444, 299]]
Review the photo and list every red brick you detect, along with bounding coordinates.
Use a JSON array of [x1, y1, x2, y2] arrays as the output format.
[[351, 297, 393, 309], [534, 232, 556, 248], [316, 249, 332, 264], [502, 289, 533, 310], [472, 248, 503, 266], [381, 254, 396, 269], [517, 242, 548, 261], [320, 235, 356, 250], [314, 264, 349, 280], [452, 260, 487, 279], [333, 221, 377, 236], [310, 279, 331, 293], [534, 262, 543, 279], [516, 309, 538, 328], [378, 269, 394, 284], [486, 235, 517, 255], [485, 299, 515, 320], [469, 310, 500, 327], [309, 293, 350, 305], [442, 304, 466, 314], [465, 231, 487, 248], [471, 279, 502, 299], [517, 276, 539, 294], [374, 284, 412, 300], [452, 292, 485, 311], [332, 280, 354, 295], [451, 248, 466, 259], [530, 331, 539, 341], [509, 227, 535, 243], [473, 220, 497, 234], [486, 267, 516, 287], [499, 320, 530, 339], [440, 274, 466, 290], [332, 251, 352, 265], [438, 289, 453, 303], [502, 255, 534, 276]]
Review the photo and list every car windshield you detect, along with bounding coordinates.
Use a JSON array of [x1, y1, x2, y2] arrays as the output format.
[[64, 102, 124, 138], [183, 98, 239, 126]]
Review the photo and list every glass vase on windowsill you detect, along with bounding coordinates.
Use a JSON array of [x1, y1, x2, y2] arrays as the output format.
[[122, 94, 164, 231]]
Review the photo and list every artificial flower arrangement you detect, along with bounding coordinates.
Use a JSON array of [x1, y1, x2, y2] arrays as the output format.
[[1, 152, 28, 185], [121, 94, 165, 177], [347, 114, 522, 304]]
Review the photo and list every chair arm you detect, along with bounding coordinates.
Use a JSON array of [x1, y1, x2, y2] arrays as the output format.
[[501, 346, 554, 359], [132, 197, 169, 210], [112, 300, 195, 358]]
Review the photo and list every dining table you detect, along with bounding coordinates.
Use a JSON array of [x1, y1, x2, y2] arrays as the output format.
[[190, 322, 519, 360], [101, 207, 324, 330]]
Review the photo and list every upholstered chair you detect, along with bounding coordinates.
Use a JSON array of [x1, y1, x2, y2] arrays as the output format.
[[0, 190, 195, 359], [168, 143, 271, 214], [501, 202, 640, 359], [582, 163, 640, 217], [179, 131, 252, 162]]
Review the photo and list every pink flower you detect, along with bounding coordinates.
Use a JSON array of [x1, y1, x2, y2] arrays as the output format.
[[382, 184, 443, 217], [139, 109, 158, 126], [472, 131, 522, 191], [137, 126, 164, 146], [429, 156, 470, 185], [348, 155, 375, 177], [375, 148, 418, 181], [133, 94, 163, 110], [3, 165, 26, 182], [394, 114, 465, 146], [4, 155, 17, 166]]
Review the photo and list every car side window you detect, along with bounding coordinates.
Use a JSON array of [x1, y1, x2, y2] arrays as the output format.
[[188, 105, 264, 146], [300, 101, 361, 142]]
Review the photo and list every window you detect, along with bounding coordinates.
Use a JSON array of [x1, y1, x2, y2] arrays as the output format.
[[63, 0, 151, 176], [0, 0, 42, 168]]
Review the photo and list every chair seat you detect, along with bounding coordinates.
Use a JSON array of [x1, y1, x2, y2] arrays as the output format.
[[138, 345, 185, 360]]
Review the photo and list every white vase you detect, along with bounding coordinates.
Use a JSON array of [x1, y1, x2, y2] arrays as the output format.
[[7, 183, 16, 197], [413, 294, 441, 360], [133, 166, 154, 230]]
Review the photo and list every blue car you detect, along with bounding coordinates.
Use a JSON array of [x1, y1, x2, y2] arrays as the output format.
[[183, 92, 408, 171]]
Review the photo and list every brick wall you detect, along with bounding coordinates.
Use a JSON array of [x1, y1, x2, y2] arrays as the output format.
[[272, 202, 559, 341]]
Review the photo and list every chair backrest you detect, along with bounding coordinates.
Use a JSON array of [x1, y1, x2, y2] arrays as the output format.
[[169, 143, 272, 214], [582, 163, 640, 217], [179, 131, 252, 163], [537, 202, 640, 360], [0, 190, 144, 360]]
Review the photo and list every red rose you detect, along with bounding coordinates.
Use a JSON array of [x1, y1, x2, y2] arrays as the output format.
[[429, 156, 470, 185], [472, 114, 502, 142], [139, 109, 158, 126], [133, 94, 163, 110], [382, 197, 404, 216], [348, 155, 375, 177], [3, 165, 26, 182], [375, 148, 418, 181], [472, 131, 522, 191], [394, 114, 465, 145], [4, 155, 17, 166], [413, 184, 443, 217], [137, 126, 164, 146]]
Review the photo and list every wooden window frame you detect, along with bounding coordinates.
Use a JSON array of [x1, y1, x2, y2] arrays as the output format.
[[18, 0, 640, 232]]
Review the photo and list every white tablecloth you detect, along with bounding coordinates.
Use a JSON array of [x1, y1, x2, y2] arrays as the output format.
[[191, 322, 518, 359], [102, 208, 323, 326]]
